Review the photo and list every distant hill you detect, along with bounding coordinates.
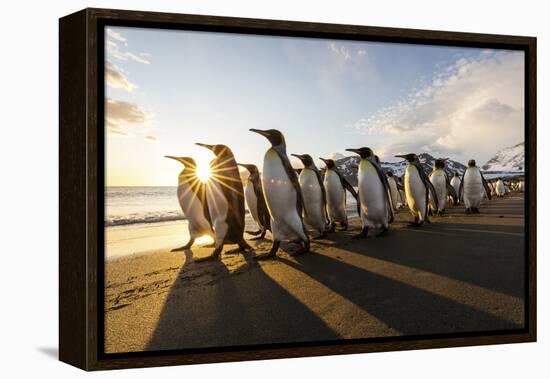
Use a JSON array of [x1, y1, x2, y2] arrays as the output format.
[[333, 153, 467, 186], [482, 142, 524, 172]]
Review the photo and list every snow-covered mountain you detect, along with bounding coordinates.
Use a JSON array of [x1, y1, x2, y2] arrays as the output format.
[[333, 153, 467, 185], [482, 142, 524, 172]]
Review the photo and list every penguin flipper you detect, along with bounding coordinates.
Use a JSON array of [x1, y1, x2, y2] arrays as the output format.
[[336, 170, 360, 216], [367, 157, 395, 223], [274, 149, 306, 218], [252, 176, 272, 231], [313, 167, 329, 221], [459, 171, 466, 203], [414, 161, 439, 211]]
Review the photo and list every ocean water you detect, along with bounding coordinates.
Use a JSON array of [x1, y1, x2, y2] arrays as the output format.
[[105, 186, 360, 228], [105, 186, 183, 227], [105, 186, 359, 258]]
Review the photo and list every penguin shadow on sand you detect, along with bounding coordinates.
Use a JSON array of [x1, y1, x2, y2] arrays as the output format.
[[281, 247, 523, 337], [145, 242, 339, 351]]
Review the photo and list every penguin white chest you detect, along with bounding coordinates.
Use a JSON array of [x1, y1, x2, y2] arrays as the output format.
[[244, 182, 259, 224], [177, 181, 211, 238], [205, 179, 229, 224], [405, 164, 426, 216], [450, 176, 461, 194], [495, 180, 505, 196], [299, 168, 325, 230], [324, 170, 346, 222], [262, 149, 306, 242], [357, 159, 387, 225], [387, 177, 399, 209], [463, 167, 483, 207], [429, 170, 447, 211]]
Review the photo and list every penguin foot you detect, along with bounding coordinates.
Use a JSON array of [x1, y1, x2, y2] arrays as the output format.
[[254, 240, 280, 260], [472, 207, 480, 214], [227, 240, 254, 254], [465, 208, 472, 214], [254, 252, 277, 260], [329, 223, 336, 233], [171, 240, 194, 251], [352, 227, 369, 239], [339, 223, 348, 231], [245, 229, 262, 236], [194, 246, 222, 262]]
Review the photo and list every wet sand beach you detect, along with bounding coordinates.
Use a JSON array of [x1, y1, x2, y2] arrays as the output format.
[[104, 194, 525, 353]]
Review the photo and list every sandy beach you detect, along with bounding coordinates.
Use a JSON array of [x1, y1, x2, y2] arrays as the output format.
[[104, 194, 525, 354]]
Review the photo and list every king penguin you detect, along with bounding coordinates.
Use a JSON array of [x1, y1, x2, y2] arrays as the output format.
[[459, 159, 492, 214], [428, 158, 458, 215], [237, 163, 271, 240], [495, 178, 506, 197], [450, 171, 461, 204], [292, 153, 328, 239], [165, 156, 214, 250], [319, 157, 359, 232], [346, 147, 394, 237], [395, 153, 438, 226], [249, 129, 310, 259], [194, 143, 252, 260], [386, 170, 403, 210]]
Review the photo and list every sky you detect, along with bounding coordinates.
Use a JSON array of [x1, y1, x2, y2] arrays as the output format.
[[104, 26, 525, 187]]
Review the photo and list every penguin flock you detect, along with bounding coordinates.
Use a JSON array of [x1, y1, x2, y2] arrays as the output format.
[[166, 129, 522, 261]]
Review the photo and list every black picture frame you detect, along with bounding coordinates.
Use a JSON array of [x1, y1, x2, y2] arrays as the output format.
[[59, 8, 537, 371]]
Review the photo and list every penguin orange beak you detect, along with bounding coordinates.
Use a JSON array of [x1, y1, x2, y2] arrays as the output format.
[[394, 154, 407, 159], [319, 157, 328, 163], [195, 143, 213, 151], [291, 153, 305, 161]]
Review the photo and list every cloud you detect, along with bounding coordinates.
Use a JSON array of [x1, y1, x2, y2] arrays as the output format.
[[105, 61, 137, 92], [328, 42, 352, 61], [106, 29, 151, 65], [106, 29, 127, 45], [350, 51, 524, 162], [105, 97, 150, 134]]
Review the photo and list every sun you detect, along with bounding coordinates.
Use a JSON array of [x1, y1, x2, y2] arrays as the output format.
[[196, 160, 211, 183]]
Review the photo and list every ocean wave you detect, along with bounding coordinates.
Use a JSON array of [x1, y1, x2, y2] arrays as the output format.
[[105, 211, 186, 227]]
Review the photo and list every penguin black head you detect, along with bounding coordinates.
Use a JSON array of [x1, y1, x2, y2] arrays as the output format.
[[375, 155, 381, 164], [237, 163, 259, 175], [319, 157, 336, 169], [291, 153, 314, 168], [195, 143, 232, 158], [434, 158, 447, 169], [453, 171, 459, 177], [165, 156, 197, 170], [345, 147, 374, 159], [249, 128, 285, 147], [394, 153, 418, 163], [468, 159, 476, 167]]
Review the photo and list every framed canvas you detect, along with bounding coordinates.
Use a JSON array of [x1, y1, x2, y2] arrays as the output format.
[[59, 8, 537, 371]]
